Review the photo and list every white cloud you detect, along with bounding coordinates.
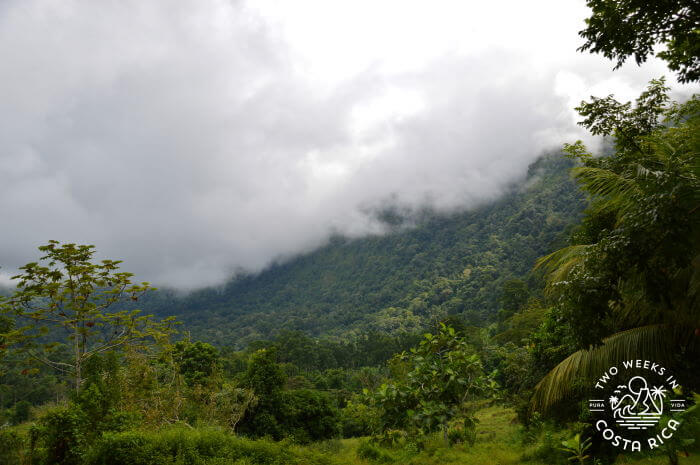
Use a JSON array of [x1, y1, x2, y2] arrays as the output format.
[[0, 0, 691, 288]]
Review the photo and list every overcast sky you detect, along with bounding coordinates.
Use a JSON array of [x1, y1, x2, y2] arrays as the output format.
[[0, 0, 692, 288]]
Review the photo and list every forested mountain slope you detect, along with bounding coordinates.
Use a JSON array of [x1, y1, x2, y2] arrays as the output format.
[[144, 153, 586, 346]]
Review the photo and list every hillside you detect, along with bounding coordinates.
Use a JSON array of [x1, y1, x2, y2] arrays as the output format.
[[140, 152, 586, 346]]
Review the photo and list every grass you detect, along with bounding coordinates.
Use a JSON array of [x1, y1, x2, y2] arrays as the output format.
[[329, 404, 700, 465]]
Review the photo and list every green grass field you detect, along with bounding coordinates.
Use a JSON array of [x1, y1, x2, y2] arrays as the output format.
[[316, 405, 700, 465]]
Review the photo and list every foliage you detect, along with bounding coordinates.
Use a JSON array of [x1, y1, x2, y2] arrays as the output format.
[[340, 399, 381, 437], [572, 77, 670, 149], [10, 400, 32, 425], [243, 348, 285, 401], [278, 389, 340, 443], [533, 85, 700, 411], [499, 279, 530, 320], [173, 340, 220, 387], [3, 400, 696, 465], [0, 241, 178, 392], [494, 298, 548, 344], [84, 427, 341, 465], [75, 353, 139, 434], [561, 433, 592, 464], [237, 349, 340, 441], [0, 429, 27, 465], [578, 0, 699, 82], [446, 417, 478, 446], [38, 405, 86, 465], [369, 325, 492, 437]]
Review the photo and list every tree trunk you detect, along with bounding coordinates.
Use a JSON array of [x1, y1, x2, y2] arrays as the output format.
[[666, 447, 679, 465], [75, 359, 81, 393], [74, 329, 81, 393]]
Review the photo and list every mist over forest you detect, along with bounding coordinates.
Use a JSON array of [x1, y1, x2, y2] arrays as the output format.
[[0, 1, 698, 465]]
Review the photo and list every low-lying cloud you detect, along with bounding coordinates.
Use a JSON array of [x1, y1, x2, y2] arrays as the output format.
[[0, 0, 688, 288]]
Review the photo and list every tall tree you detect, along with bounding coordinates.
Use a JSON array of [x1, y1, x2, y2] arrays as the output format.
[[0, 241, 177, 392], [531, 84, 700, 411], [579, 0, 699, 82]]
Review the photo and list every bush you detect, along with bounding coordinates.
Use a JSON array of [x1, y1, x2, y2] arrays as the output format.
[[0, 429, 25, 465], [10, 400, 32, 425], [340, 400, 380, 437], [520, 430, 567, 464], [278, 389, 339, 442], [38, 405, 87, 465], [240, 388, 339, 442], [85, 427, 338, 465]]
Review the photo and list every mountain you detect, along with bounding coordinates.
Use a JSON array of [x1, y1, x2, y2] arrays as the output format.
[[143, 152, 586, 346]]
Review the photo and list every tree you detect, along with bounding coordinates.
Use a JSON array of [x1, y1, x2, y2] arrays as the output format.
[[243, 348, 285, 400], [531, 85, 700, 411], [172, 340, 220, 386], [0, 241, 177, 392], [578, 0, 699, 82], [369, 324, 492, 441], [238, 348, 285, 437], [499, 279, 529, 320]]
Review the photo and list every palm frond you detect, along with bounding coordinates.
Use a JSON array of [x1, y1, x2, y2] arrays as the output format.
[[531, 325, 696, 413], [629, 162, 663, 180], [535, 245, 590, 289], [572, 167, 641, 200], [572, 167, 644, 221]]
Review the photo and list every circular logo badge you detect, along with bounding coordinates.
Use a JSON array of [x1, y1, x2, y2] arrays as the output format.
[[588, 359, 688, 451]]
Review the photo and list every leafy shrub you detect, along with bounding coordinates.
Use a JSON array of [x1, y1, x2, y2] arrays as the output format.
[[368, 325, 491, 435], [521, 430, 567, 464], [446, 416, 478, 446], [38, 405, 87, 465], [278, 389, 339, 442], [240, 385, 339, 442], [447, 427, 470, 446], [85, 427, 337, 465], [340, 400, 380, 437], [0, 429, 25, 465], [10, 400, 32, 425], [173, 341, 221, 387]]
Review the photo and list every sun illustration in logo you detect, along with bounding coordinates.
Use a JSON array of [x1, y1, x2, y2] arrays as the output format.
[[609, 376, 666, 430]]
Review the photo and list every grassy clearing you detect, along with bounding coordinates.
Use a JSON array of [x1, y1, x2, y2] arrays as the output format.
[[329, 405, 700, 465]]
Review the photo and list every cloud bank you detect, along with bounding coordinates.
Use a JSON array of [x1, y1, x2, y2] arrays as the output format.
[[0, 0, 688, 288]]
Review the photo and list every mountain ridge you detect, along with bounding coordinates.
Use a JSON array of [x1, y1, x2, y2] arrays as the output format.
[[143, 152, 586, 346]]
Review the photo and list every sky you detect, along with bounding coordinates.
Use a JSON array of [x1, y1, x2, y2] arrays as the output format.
[[0, 0, 693, 289]]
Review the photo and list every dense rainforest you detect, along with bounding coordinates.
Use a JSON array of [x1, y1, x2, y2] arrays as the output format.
[[141, 152, 585, 346], [1, 1, 699, 464]]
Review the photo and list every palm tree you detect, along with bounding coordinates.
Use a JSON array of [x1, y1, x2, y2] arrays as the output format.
[[530, 89, 700, 412]]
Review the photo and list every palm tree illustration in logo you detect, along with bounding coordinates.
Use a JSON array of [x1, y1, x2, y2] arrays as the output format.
[[609, 376, 666, 429]]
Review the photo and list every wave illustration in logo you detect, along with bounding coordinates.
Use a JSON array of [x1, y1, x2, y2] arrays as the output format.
[[609, 376, 666, 430]]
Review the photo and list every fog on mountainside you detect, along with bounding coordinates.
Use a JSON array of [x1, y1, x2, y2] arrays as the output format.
[[0, 0, 681, 290], [140, 152, 585, 346]]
